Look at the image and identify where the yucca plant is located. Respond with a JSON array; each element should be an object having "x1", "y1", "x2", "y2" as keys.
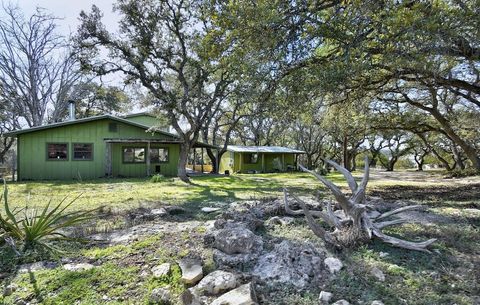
[{"x1": 0, "y1": 180, "x2": 94, "y2": 254}]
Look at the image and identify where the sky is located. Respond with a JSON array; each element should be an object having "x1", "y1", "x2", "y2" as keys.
[{"x1": 13, "y1": 0, "x2": 119, "y2": 36}]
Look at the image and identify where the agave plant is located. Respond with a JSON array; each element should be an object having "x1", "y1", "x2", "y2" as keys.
[{"x1": 0, "y1": 180, "x2": 94, "y2": 253}]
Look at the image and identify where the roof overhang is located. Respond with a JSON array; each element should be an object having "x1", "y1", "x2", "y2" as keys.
[
  {"x1": 3, "y1": 114, "x2": 178, "y2": 139},
  {"x1": 227, "y1": 145, "x2": 305, "y2": 154},
  {"x1": 104, "y1": 138, "x2": 219, "y2": 149}
]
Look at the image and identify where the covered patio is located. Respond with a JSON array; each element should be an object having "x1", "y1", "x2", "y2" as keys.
[{"x1": 103, "y1": 138, "x2": 219, "y2": 177}]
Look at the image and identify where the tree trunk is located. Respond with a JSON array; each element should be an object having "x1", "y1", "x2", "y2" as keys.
[
  {"x1": 386, "y1": 157, "x2": 397, "y2": 171},
  {"x1": 451, "y1": 145, "x2": 465, "y2": 170},
  {"x1": 178, "y1": 143, "x2": 191, "y2": 183},
  {"x1": 206, "y1": 148, "x2": 218, "y2": 173},
  {"x1": 429, "y1": 109, "x2": 480, "y2": 170},
  {"x1": 306, "y1": 154, "x2": 313, "y2": 170}
]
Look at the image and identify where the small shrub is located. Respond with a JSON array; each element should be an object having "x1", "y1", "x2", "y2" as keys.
[
  {"x1": 150, "y1": 174, "x2": 172, "y2": 183},
  {"x1": 445, "y1": 168, "x2": 480, "y2": 178},
  {"x1": 0, "y1": 180, "x2": 94, "y2": 254}
]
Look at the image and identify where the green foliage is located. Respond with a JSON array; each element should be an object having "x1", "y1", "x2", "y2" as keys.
[
  {"x1": 445, "y1": 168, "x2": 480, "y2": 178},
  {"x1": 150, "y1": 174, "x2": 173, "y2": 183},
  {"x1": 0, "y1": 180, "x2": 94, "y2": 253}
]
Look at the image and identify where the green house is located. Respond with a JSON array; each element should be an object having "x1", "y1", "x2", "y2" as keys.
[
  {"x1": 219, "y1": 145, "x2": 305, "y2": 174},
  {"x1": 5, "y1": 113, "x2": 215, "y2": 180}
]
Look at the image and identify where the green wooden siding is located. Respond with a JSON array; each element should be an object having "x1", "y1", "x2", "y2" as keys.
[
  {"x1": 220, "y1": 152, "x2": 296, "y2": 173},
  {"x1": 17, "y1": 118, "x2": 180, "y2": 180},
  {"x1": 112, "y1": 143, "x2": 179, "y2": 177},
  {"x1": 123, "y1": 115, "x2": 160, "y2": 127}
]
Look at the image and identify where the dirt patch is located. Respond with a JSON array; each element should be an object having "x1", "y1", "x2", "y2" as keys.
[{"x1": 369, "y1": 183, "x2": 480, "y2": 207}]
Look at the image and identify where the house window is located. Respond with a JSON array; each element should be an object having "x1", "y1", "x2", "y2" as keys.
[
  {"x1": 123, "y1": 147, "x2": 145, "y2": 163},
  {"x1": 73, "y1": 143, "x2": 93, "y2": 160},
  {"x1": 47, "y1": 143, "x2": 68, "y2": 160},
  {"x1": 244, "y1": 153, "x2": 258, "y2": 164},
  {"x1": 109, "y1": 122, "x2": 118, "y2": 132},
  {"x1": 150, "y1": 148, "x2": 169, "y2": 163}
]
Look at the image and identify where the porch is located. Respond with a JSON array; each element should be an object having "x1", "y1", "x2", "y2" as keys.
[{"x1": 103, "y1": 139, "x2": 218, "y2": 177}]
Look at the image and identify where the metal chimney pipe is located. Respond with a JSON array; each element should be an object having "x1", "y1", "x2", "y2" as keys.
[{"x1": 68, "y1": 100, "x2": 76, "y2": 121}]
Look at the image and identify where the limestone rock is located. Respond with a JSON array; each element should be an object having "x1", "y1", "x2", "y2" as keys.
[
  {"x1": 324, "y1": 257, "x2": 343, "y2": 274},
  {"x1": 213, "y1": 250, "x2": 260, "y2": 269},
  {"x1": 165, "y1": 206, "x2": 187, "y2": 215},
  {"x1": 17, "y1": 261, "x2": 57, "y2": 273},
  {"x1": 152, "y1": 263, "x2": 171, "y2": 278},
  {"x1": 265, "y1": 216, "x2": 294, "y2": 226},
  {"x1": 211, "y1": 282, "x2": 257, "y2": 305},
  {"x1": 201, "y1": 207, "x2": 221, "y2": 213},
  {"x1": 63, "y1": 263, "x2": 95, "y2": 272},
  {"x1": 252, "y1": 240, "x2": 323, "y2": 288},
  {"x1": 180, "y1": 289, "x2": 203, "y2": 305},
  {"x1": 3, "y1": 284, "x2": 17, "y2": 297},
  {"x1": 371, "y1": 301, "x2": 384, "y2": 305},
  {"x1": 178, "y1": 259, "x2": 203, "y2": 285},
  {"x1": 150, "y1": 286, "x2": 171, "y2": 304},
  {"x1": 332, "y1": 300, "x2": 350, "y2": 305},
  {"x1": 151, "y1": 208, "x2": 168, "y2": 217},
  {"x1": 318, "y1": 291, "x2": 333, "y2": 304},
  {"x1": 370, "y1": 267, "x2": 385, "y2": 282},
  {"x1": 213, "y1": 227, "x2": 263, "y2": 255},
  {"x1": 193, "y1": 270, "x2": 238, "y2": 295}
]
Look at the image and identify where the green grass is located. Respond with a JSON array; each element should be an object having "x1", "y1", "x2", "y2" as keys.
[
  {"x1": 5, "y1": 173, "x2": 326, "y2": 212},
  {"x1": 1, "y1": 170, "x2": 478, "y2": 304}
]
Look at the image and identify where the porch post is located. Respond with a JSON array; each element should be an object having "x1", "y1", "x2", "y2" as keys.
[
  {"x1": 146, "y1": 141, "x2": 151, "y2": 176},
  {"x1": 238, "y1": 152, "x2": 242, "y2": 173},
  {"x1": 282, "y1": 153, "x2": 285, "y2": 172},
  {"x1": 261, "y1": 153, "x2": 265, "y2": 173},
  {"x1": 105, "y1": 142, "x2": 112, "y2": 177},
  {"x1": 201, "y1": 147, "x2": 204, "y2": 173},
  {"x1": 193, "y1": 148, "x2": 196, "y2": 172}
]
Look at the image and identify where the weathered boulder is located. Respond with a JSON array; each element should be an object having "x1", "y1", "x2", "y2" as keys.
[
  {"x1": 213, "y1": 250, "x2": 260, "y2": 269},
  {"x1": 178, "y1": 259, "x2": 203, "y2": 285},
  {"x1": 251, "y1": 240, "x2": 324, "y2": 289},
  {"x1": 201, "y1": 207, "x2": 221, "y2": 213},
  {"x1": 324, "y1": 257, "x2": 343, "y2": 274},
  {"x1": 150, "y1": 286, "x2": 171, "y2": 304},
  {"x1": 371, "y1": 301, "x2": 385, "y2": 305},
  {"x1": 152, "y1": 263, "x2": 171, "y2": 278},
  {"x1": 180, "y1": 289, "x2": 204, "y2": 305},
  {"x1": 318, "y1": 291, "x2": 333, "y2": 304},
  {"x1": 213, "y1": 227, "x2": 263, "y2": 255},
  {"x1": 3, "y1": 284, "x2": 17, "y2": 297},
  {"x1": 370, "y1": 267, "x2": 385, "y2": 282},
  {"x1": 193, "y1": 270, "x2": 239, "y2": 296},
  {"x1": 265, "y1": 216, "x2": 294, "y2": 227},
  {"x1": 211, "y1": 282, "x2": 257, "y2": 305},
  {"x1": 63, "y1": 263, "x2": 95, "y2": 272},
  {"x1": 332, "y1": 300, "x2": 350, "y2": 305}
]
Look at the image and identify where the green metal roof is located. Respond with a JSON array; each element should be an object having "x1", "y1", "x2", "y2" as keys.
[
  {"x1": 3, "y1": 114, "x2": 219, "y2": 149},
  {"x1": 3, "y1": 114, "x2": 180, "y2": 138}
]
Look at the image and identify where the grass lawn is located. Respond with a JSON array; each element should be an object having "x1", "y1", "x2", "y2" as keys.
[{"x1": 1, "y1": 170, "x2": 479, "y2": 305}]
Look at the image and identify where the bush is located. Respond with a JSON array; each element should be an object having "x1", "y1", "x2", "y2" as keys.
[
  {"x1": 445, "y1": 168, "x2": 480, "y2": 178},
  {"x1": 150, "y1": 174, "x2": 173, "y2": 183},
  {"x1": 0, "y1": 180, "x2": 94, "y2": 254}
]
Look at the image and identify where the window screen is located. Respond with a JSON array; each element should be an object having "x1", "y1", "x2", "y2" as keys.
[
  {"x1": 109, "y1": 122, "x2": 118, "y2": 132},
  {"x1": 150, "y1": 148, "x2": 169, "y2": 163},
  {"x1": 47, "y1": 143, "x2": 68, "y2": 160},
  {"x1": 245, "y1": 153, "x2": 258, "y2": 164},
  {"x1": 73, "y1": 143, "x2": 93, "y2": 160},
  {"x1": 123, "y1": 147, "x2": 145, "y2": 163}
]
